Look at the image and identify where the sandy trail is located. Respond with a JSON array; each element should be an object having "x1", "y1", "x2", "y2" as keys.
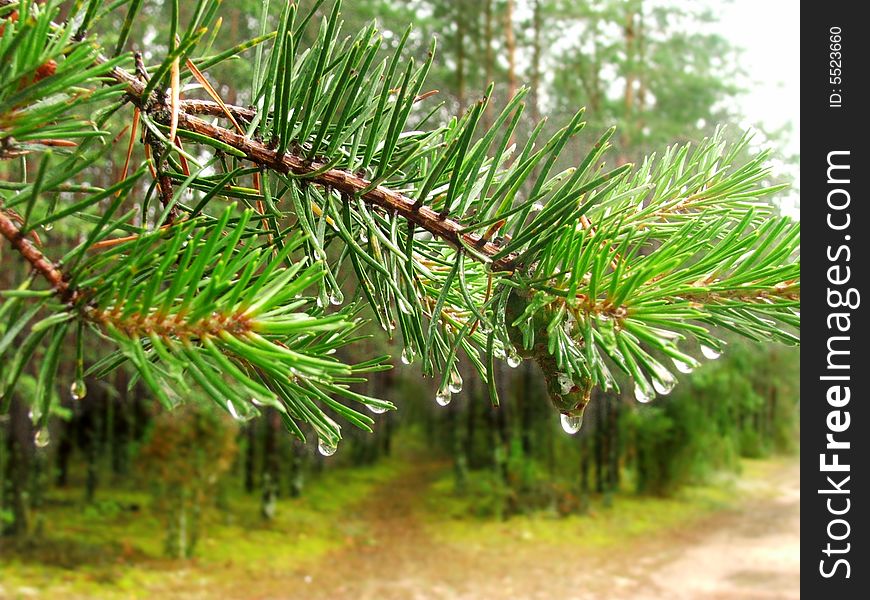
[{"x1": 257, "y1": 458, "x2": 799, "y2": 600}]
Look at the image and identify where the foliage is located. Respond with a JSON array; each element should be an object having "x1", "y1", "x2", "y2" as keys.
[
  {"x1": 1, "y1": 0, "x2": 799, "y2": 456},
  {"x1": 138, "y1": 402, "x2": 237, "y2": 557}
]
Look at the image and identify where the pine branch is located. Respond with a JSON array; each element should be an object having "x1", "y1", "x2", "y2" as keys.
[
  {"x1": 0, "y1": 209, "x2": 71, "y2": 300},
  {"x1": 0, "y1": 1, "x2": 800, "y2": 446},
  {"x1": 95, "y1": 60, "x2": 518, "y2": 270}
]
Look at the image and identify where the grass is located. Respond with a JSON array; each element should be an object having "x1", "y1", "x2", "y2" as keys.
[
  {"x1": 0, "y1": 448, "x2": 796, "y2": 599},
  {"x1": 420, "y1": 456, "x2": 789, "y2": 553},
  {"x1": 0, "y1": 457, "x2": 405, "y2": 599}
]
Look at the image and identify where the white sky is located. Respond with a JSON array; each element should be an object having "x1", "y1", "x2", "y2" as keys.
[{"x1": 711, "y1": 0, "x2": 800, "y2": 218}]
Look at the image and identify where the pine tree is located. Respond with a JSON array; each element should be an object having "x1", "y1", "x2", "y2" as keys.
[{"x1": 0, "y1": 0, "x2": 799, "y2": 455}]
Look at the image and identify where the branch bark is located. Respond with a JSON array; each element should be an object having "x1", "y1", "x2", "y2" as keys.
[
  {"x1": 0, "y1": 209, "x2": 71, "y2": 300},
  {"x1": 103, "y1": 57, "x2": 517, "y2": 271}
]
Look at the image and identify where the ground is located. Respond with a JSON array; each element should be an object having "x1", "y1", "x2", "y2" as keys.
[{"x1": 0, "y1": 456, "x2": 799, "y2": 599}]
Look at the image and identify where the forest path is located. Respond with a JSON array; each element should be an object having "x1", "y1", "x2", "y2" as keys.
[{"x1": 261, "y1": 456, "x2": 799, "y2": 600}]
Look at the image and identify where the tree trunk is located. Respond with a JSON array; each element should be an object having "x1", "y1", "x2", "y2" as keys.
[
  {"x1": 504, "y1": 0, "x2": 518, "y2": 102},
  {"x1": 261, "y1": 408, "x2": 280, "y2": 520},
  {"x1": 244, "y1": 420, "x2": 256, "y2": 493},
  {"x1": 2, "y1": 395, "x2": 33, "y2": 537}
]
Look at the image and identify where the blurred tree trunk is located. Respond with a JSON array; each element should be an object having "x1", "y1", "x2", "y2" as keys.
[
  {"x1": 504, "y1": 0, "x2": 517, "y2": 101},
  {"x1": 2, "y1": 395, "x2": 32, "y2": 537},
  {"x1": 244, "y1": 421, "x2": 256, "y2": 493},
  {"x1": 455, "y1": 0, "x2": 466, "y2": 111},
  {"x1": 530, "y1": 0, "x2": 542, "y2": 124},
  {"x1": 481, "y1": 0, "x2": 494, "y2": 128},
  {"x1": 287, "y1": 437, "x2": 305, "y2": 498},
  {"x1": 261, "y1": 408, "x2": 280, "y2": 520}
]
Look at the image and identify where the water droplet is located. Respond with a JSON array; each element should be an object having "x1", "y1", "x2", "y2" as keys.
[
  {"x1": 34, "y1": 428, "x2": 50, "y2": 448},
  {"x1": 329, "y1": 290, "x2": 344, "y2": 306},
  {"x1": 316, "y1": 296, "x2": 325, "y2": 308},
  {"x1": 368, "y1": 404, "x2": 387, "y2": 415},
  {"x1": 70, "y1": 380, "x2": 87, "y2": 401},
  {"x1": 227, "y1": 400, "x2": 242, "y2": 421},
  {"x1": 448, "y1": 371, "x2": 463, "y2": 394},
  {"x1": 634, "y1": 380, "x2": 655, "y2": 403},
  {"x1": 700, "y1": 345, "x2": 722, "y2": 360},
  {"x1": 360, "y1": 232, "x2": 368, "y2": 243},
  {"x1": 42, "y1": 222, "x2": 53, "y2": 232},
  {"x1": 672, "y1": 358, "x2": 696, "y2": 374},
  {"x1": 531, "y1": 201, "x2": 544, "y2": 212},
  {"x1": 318, "y1": 439, "x2": 338, "y2": 456},
  {"x1": 435, "y1": 388, "x2": 452, "y2": 407},
  {"x1": 650, "y1": 365, "x2": 677, "y2": 395},
  {"x1": 400, "y1": 347, "x2": 415, "y2": 365},
  {"x1": 560, "y1": 412, "x2": 584, "y2": 434},
  {"x1": 507, "y1": 352, "x2": 522, "y2": 368}
]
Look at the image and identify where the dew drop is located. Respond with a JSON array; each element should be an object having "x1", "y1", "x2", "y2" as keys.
[
  {"x1": 70, "y1": 380, "x2": 87, "y2": 401},
  {"x1": 227, "y1": 400, "x2": 242, "y2": 421},
  {"x1": 316, "y1": 296, "x2": 325, "y2": 309},
  {"x1": 531, "y1": 201, "x2": 544, "y2": 212},
  {"x1": 329, "y1": 290, "x2": 344, "y2": 306},
  {"x1": 634, "y1": 380, "x2": 655, "y2": 403},
  {"x1": 368, "y1": 404, "x2": 388, "y2": 415},
  {"x1": 651, "y1": 369, "x2": 677, "y2": 395},
  {"x1": 435, "y1": 388, "x2": 452, "y2": 407},
  {"x1": 448, "y1": 372, "x2": 463, "y2": 394},
  {"x1": 700, "y1": 345, "x2": 722, "y2": 360},
  {"x1": 317, "y1": 438, "x2": 338, "y2": 457},
  {"x1": 34, "y1": 428, "x2": 50, "y2": 448},
  {"x1": 400, "y1": 347, "x2": 415, "y2": 365},
  {"x1": 42, "y1": 222, "x2": 54, "y2": 232},
  {"x1": 672, "y1": 358, "x2": 696, "y2": 374},
  {"x1": 507, "y1": 352, "x2": 522, "y2": 368},
  {"x1": 360, "y1": 232, "x2": 368, "y2": 243},
  {"x1": 560, "y1": 413, "x2": 584, "y2": 435}
]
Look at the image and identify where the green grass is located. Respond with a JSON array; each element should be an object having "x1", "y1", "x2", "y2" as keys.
[
  {"x1": 419, "y1": 458, "x2": 784, "y2": 552},
  {"x1": 0, "y1": 458, "x2": 405, "y2": 598},
  {"x1": 0, "y1": 450, "x2": 795, "y2": 599}
]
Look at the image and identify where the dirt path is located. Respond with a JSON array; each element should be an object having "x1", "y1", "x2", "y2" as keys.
[{"x1": 241, "y1": 458, "x2": 799, "y2": 600}]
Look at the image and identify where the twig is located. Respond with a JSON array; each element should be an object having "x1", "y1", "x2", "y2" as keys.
[{"x1": 0, "y1": 209, "x2": 73, "y2": 301}]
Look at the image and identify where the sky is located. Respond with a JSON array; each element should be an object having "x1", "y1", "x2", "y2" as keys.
[{"x1": 711, "y1": 0, "x2": 800, "y2": 218}]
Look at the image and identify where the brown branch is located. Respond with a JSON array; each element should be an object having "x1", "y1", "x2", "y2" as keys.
[
  {"x1": 172, "y1": 110, "x2": 515, "y2": 271},
  {"x1": 93, "y1": 55, "x2": 519, "y2": 271},
  {"x1": 0, "y1": 208, "x2": 73, "y2": 300}
]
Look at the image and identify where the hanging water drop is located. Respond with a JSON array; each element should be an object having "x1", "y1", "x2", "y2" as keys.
[
  {"x1": 329, "y1": 290, "x2": 344, "y2": 306},
  {"x1": 560, "y1": 413, "x2": 584, "y2": 435},
  {"x1": 70, "y1": 379, "x2": 87, "y2": 401},
  {"x1": 634, "y1": 381, "x2": 655, "y2": 403},
  {"x1": 435, "y1": 388, "x2": 452, "y2": 407},
  {"x1": 700, "y1": 345, "x2": 722, "y2": 360},
  {"x1": 318, "y1": 438, "x2": 338, "y2": 457},
  {"x1": 400, "y1": 347, "x2": 415, "y2": 365},
  {"x1": 651, "y1": 371, "x2": 676, "y2": 395},
  {"x1": 34, "y1": 428, "x2": 50, "y2": 448},
  {"x1": 448, "y1": 371, "x2": 463, "y2": 394},
  {"x1": 368, "y1": 404, "x2": 388, "y2": 415},
  {"x1": 531, "y1": 201, "x2": 544, "y2": 212},
  {"x1": 672, "y1": 358, "x2": 695, "y2": 374},
  {"x1": 316, "y1": 296, "x2": 325, "y2": 309},
  {"x1": 227, "y1": 400, "x2": 242, "y2": 421},
  {"x1": 360, "y1": 231, "x2": 368, "y2": 243},
  {"x1": 507, "y1": 352, "x2": 522, "y2": 368}
]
